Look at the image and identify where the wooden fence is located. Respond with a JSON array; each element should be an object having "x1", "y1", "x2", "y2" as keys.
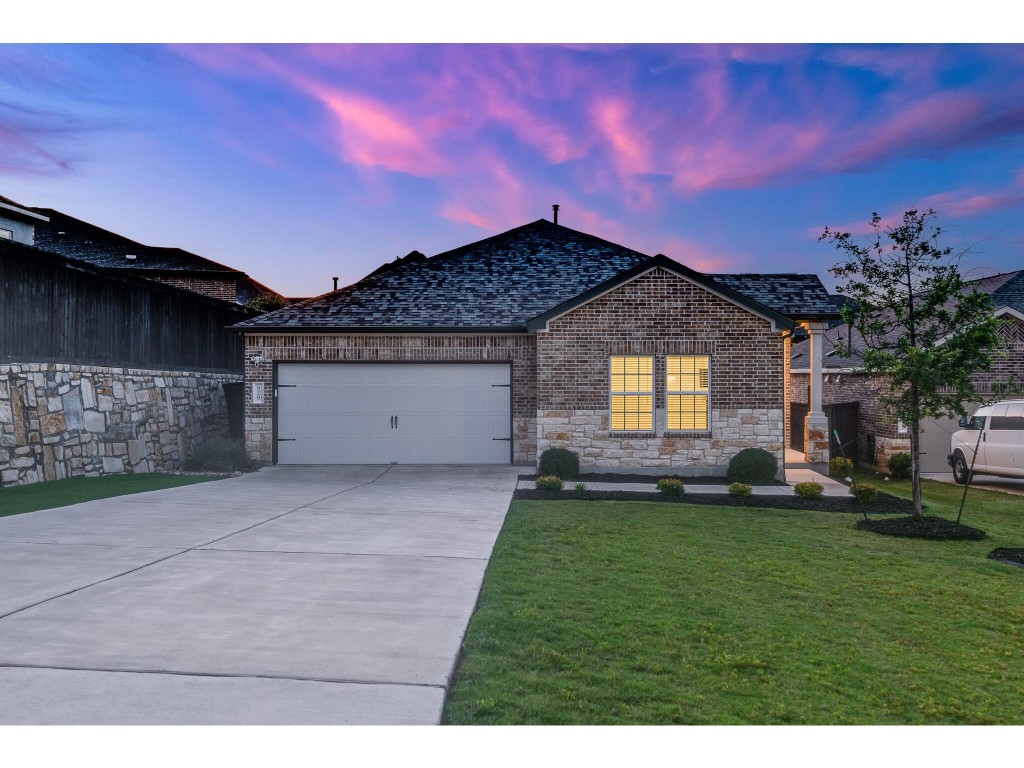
[{"x1": 1, "y1": 240, "x2": 255, "y2": 372}]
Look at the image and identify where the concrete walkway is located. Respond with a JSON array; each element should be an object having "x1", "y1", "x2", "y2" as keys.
[
  {"x1": 0, "y1": 465, "x2": 519, "y2": 725},
  {"x1": 519, "y1": 464, "x2": 850, "y2": 496}
]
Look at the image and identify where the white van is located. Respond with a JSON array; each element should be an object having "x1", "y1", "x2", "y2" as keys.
[{"x1": 948, "y1": 400, "x2": 1024, "y2": 484}]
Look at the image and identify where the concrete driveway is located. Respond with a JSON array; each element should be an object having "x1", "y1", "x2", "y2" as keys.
[{"x1": 0, "y1": 465, "x2": 519, "y2": 724}]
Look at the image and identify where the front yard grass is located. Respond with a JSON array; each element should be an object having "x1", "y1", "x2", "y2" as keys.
[
  {"x1": 0, "y1": 473, "x2": 226, "y2": 517},
  {"x1": 443, "y1": 479, "x2": 1024, "y2": 724}
]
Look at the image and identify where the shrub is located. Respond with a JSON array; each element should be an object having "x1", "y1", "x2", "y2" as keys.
[
  {"x1": 888, "y1": 452, "x2": 912, "y2": 479},
  {"x1": 183, "y1": 435, "x2": 258, "y2": 473},
  {"x1": 656, "y1": 478, "x2": 684, "y2": 496},
  {"x1": 538, "y1": 448, "x2": 580, "y2": 480},
  {"x1": 535, "y1": 475, "x2": 565, "y2": 491},
  {"x1": 574, "y1": 482, "x2": 589, "y2": 497},
  {"x1": 728, "y1": 482, "x2": 753, "y2": 497},
  {"x1": 793, "y1": 481, "x2": 824, "y2": 499},
  {"x1": 849, "y1": 482, "x2": 879, "y2": 504},
  {"x1": 727, "y1": 448, "x2": 778, "y2": 485},
  {"x1": 829, "y1": 457, "x2": 854, "y2": 477}
]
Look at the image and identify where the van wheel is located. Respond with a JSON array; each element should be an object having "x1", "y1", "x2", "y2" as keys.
[{"x1": 952, "y1": 454, "x2": 971, "y2": 485}]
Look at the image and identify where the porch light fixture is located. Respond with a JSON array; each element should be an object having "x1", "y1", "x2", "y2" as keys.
[{"x1": 250, "y1": 352, "x2": 266, "y2": 366}]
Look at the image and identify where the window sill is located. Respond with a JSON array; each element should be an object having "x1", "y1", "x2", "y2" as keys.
[
  {"x1": 610, "y1": 432, "x2": 656, "y2": 439},
  {"x1": 664, "y1": 431, "x2": 712, "y2": 438}
]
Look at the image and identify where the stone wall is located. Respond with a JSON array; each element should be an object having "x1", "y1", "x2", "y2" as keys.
[
  {"x1": 535, "y1": 267, "x2": 787, "y2": 471},
  {"x1": 537, "y1": 408, "x2": 785, "y2": 475},
  {"x1": 242, "y1": 333, "x2": 537, "y2": 464},
  {"x1": 0, "y1": 363, "x2": 239, "y2": 486}
]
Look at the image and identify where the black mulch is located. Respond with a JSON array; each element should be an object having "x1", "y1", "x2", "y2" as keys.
[
  {"x1": 855, "y1": 515, "x2": 987, "y2": 540},
  {"x1": 513, "y1": 488, "x2": 914, "y2": 515},
  {"x1": 988, "y1": 548, "x2": 1024, "y2": 567},
  {"x1": 518, "y1": 473, "x2": 789, "y2": 487}
]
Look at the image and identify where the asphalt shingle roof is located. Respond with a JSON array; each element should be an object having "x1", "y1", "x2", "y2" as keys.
[
  {"x1": 990, "y1": 270, "x2": 1024, "y2": 313},
  {"x1": 238, "y1": 219, "x2": 839, "y2": 331},
  {"x1": 32, "y1": 208, "x2": 241, "y2": 274}
]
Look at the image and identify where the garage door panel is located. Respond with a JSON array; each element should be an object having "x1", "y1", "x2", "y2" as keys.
[{"x1": 275, "y1": 363, "x2": 511, "y2": 465}]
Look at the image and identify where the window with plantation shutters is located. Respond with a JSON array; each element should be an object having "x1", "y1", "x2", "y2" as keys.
[
  {"x1": 609, "y1": 356, "x2": 654, "y2": 431},
  {"x1": 666, "y1": 355, "x2": 710, "y2": 431}
]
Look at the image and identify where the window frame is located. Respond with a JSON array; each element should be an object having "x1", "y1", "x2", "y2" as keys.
[
  {"x1": 609, "y1": 355, "x2": 655, "y2": 433},
  {"x1": 665, "y1": 354, "x2": 711, "y2": 433}
]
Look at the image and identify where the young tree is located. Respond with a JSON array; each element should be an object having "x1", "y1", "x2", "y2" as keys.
[{"x1": 820, "y1": 209, "x2": 1002, "y2": 518}]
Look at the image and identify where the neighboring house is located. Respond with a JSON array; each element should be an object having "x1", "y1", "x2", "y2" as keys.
[
  {"x1": 235, "y1": 218, "x2": 838, "y2": 472},
  {"x1": 20, "y1": 203, "x2": 283, "y2": 308},
  {"x1": 790, "y1": 270, "x2": 1024, "y2": 472},
  {"x1": 0, "y1": 194, "x2": 50, "y2": 246}
]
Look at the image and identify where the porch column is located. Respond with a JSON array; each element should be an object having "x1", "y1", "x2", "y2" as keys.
[{"x1": 802, "y1": 322, "x2": 830, "y2": 464}]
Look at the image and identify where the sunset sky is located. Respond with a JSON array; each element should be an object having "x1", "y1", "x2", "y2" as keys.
[{"x1": 3, "y1": 37, "x2": 1024, "y2": 298}]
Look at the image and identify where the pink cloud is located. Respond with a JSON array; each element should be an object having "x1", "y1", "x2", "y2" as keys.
[{"x1": 656, "y1": 237, "x2": 743, "y2": 273}]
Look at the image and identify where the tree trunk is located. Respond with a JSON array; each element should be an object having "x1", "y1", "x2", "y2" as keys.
[{"x1": 910, "y1": 384, "x2": 923, "y2": 519}]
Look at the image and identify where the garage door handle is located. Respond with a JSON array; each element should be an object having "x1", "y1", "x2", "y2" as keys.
[{"x1": 492, "y1": 437, "x2": 511, "y2": 441}]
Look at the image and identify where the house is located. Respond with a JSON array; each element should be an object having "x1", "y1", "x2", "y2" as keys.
[
  {"x1": 0, "y1": 195, "x2": 50, "y2": 246},
  {"x1": 234, "y1": 217, "x2": 839, "y2": 472},
  {"x1": 20, "y1": 203, "x2": 283, "y2": 308},
  {"x1": 789, "y1": 270, "x2": 1024, "y2": 472}
]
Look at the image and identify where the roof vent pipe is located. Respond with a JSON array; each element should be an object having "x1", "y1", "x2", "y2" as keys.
[
  {"x1": 552, "y1": 204, "x2": 559, "y2": 225},
  {"x1": 332, "y1": 276, "x2": 339, "y2": 291}
]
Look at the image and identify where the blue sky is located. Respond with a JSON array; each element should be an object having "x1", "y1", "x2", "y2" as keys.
[{"x1": 3, "y1": 38, "x2": 1024, "y2": 297}]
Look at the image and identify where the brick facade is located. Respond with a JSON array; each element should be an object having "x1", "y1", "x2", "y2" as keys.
[
  {"x1": 146, "y1": 275, "x2": 238, "y2": 303},
  {"x1": 535, "y1": 268, "x2": 786, "y2": 473},
  {"x1": 242, "y1": 333, "x2": 537, "y2": 464}
]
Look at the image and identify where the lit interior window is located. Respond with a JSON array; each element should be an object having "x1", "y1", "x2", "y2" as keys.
[
  {"x1": 667, "y1": 355, "x2": 710, "y2": 430},
  {"x1": 610, "y1": 356, "x2": 653, "y2": 431}
]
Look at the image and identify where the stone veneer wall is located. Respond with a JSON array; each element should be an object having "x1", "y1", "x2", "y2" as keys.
[
  {"x1": 242, "y1": 333, "x2": 537, "y2": 465},
  {"x1": 0, "y1": 363, "x2": 238, "y2": 486},
  {"x1": 535, "y1": 267, "x2": 787, "y2": 473}
]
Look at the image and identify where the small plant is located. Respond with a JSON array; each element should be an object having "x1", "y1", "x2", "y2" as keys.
[
  {"x1": 793, "y1": 481, "x2": 824, "y2": 499},
  {"x1": 728, "y1": 482, "x2": 753, "y2": 497},
  {"x1": 829, "y1": 457, "x2": 854, "y2": 477},
  {"x1": 574, "y1": 482, "x2": 589, "y2": 497},
  {"x1": 849, "y1": 482, "x2": 879, "y2": 504},
  {"x1": 888, "y1": 452, "x2": 912, "y2": 480},
  {"x1": 538, "y1": 448, "x2": 580, "y2": 480},
  {"x1": 183, "y1": 435, "x2": 259, "y2": 473},
  {"x1": 535, "y1": 475, "x2": 565, "y2": 491},
  {"x1": 656, "y1": 478, "x2": 684, "y2": 496},
  {"x1": 727, "y1": 448, "x2": 778, "y2": 485}
]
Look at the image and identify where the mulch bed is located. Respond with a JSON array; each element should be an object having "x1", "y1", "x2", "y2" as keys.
[
  {"x1": 518, "y1": 473, "x2": 789, "y2": 487},
  {"x1": 513, "y1": 488, "x2": 914, "y2": 515},
  {"x1": 988, "y1": 548, "x2": 1024, "y2": 567},
  {"x1": 855, "y1": 515, "x2": 987, "y2": 540}
]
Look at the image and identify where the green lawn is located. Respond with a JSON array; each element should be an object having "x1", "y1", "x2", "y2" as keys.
[
  {"x1": 444, "y1": 477, "x2": 1024, "y2": 724},
  {"x1": 0, "y1": 473, "x2": 226, "y2": 517}
]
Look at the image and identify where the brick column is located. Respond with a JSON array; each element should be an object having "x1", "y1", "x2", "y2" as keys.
[{"x1": 802, "y1": 322, "x2": 830, "y2": 464}]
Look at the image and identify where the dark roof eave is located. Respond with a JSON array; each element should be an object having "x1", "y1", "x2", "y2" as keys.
[
  {"x1": 526, "y1": 255, "x2": 796, "y2": 332},
  {"x1": 231, "y1": 324, "x2": 531, "y2": 334}
]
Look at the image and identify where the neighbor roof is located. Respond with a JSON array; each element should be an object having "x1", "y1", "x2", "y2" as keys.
[
  {"x1": 0, "y1": 194, "x2": 48, "y2": 223},
  {"x1": 237, "y1": 219, "x2": 838, "y2": 332},
  {"x1": 990, "y1": 270, "x2": 1024, "y2": 314},
  {"x1": 32, "y1": 208, "x2": 241, "y2": 274}
]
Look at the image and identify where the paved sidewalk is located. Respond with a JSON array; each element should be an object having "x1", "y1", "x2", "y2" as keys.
[
  {"x1": 518, "y1": 465, "x2": 851, "y2": 496},
  {"x1": 0, "y1": 465, "x2": 519, "y2": 725}
]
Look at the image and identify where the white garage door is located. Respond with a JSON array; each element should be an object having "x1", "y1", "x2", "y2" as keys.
[{"x1": 275, "y1": 363, "x2": 512, "y2": 464}]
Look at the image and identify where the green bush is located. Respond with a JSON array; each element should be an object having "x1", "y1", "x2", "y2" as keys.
[
  {"x1": 535, "y1": 475, "x2": 565, "y2": 491},
  {"x1": 728, "y1": 482, "x2": 753, "y2": 497},
  {"x1": 727, "y1": 448, "x2": 778, "y2": 485},
  {"x1": 538, "y1": 448, "x2": 580, "y2": 480},
  {"x1": 849, "y1": 482, "x2": 879, "y2": 504},
  {"x1": 793, "y1": 481, "x2": 824, "y2": 499},
  {"x1": 574, "y1": 482, "x2": 589, "y2": 497},
  {"x1": 888, "y1": 452, "x2": 912, "y2": 479},
  {"x1": 656, "y1": 478, "x2": 684, "y2": 496},
  {"x1": 183, "y1": 435, "x2": 258, "y2": 473},
  {"x1": 829, "y1": 457, "x2": 854, "y2": 477}
]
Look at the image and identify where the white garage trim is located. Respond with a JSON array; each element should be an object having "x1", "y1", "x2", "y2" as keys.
[{"x1": 274, "y1": 362, "x2": 512, "y2": 465}]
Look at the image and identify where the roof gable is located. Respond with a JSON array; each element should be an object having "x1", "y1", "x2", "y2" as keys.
[{"x1": 526, "y1": 256, "x2": 794, "y2": 332}]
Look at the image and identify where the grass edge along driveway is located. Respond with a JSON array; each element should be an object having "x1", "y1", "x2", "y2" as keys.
[
  {"x1": 444, "y1": 479, "x2": 1024, "y2": 725},
  {"x1": 0, "y1": 474, "x2": 227, "y2": 517}
]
